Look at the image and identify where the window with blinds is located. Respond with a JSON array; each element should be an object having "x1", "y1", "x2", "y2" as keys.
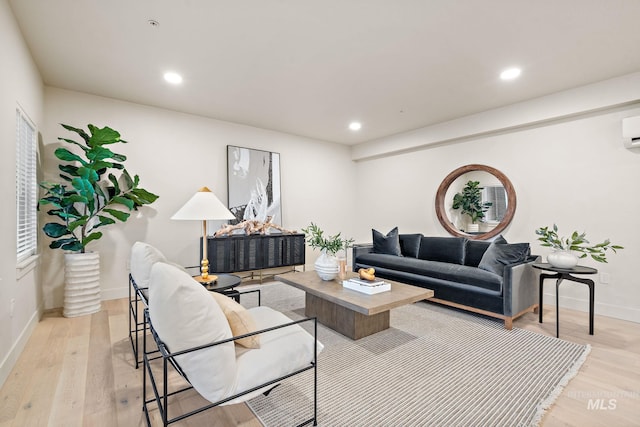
[
  {"x1": 482, "y1": 185, "x2": 507, "y2": 223},
  {"x1": 16, "y1": 107, "x2": 38, "y2": 263}
]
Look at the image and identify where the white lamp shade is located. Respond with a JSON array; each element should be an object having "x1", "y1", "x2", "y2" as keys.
[{"x1": 171, "y1": 187, "x2": 235, "y2": 221}]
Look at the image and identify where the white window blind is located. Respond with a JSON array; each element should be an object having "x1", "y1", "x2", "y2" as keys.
[
  {"x1": 16, "y1": 107, "x2": 38, "y2": 263},
  {"x1": 482, "y1": 186, "x2": 507, "y2": 222}
]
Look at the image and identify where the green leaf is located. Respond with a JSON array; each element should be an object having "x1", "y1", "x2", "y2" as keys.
[
  {"x1": 54, "y1": 147, "x2": 86, "y2": 164},
  {"x1": 87, "y1": 145, "x2": 117, "y2": 162},
  {"x1": 103, "y1": 208, "x2": 130, "y2": 222},
  {"x1": 130, "y1": 188, "x2": 159, "y2": 204},
  {"x1": 50, "y1": 237, "x2": 80, "y2": 250},
  {"x1": 96, "y1": 215, "x2": 116, "y2": 228},
  {"x1": 108, "y1": 173, "x2": 120, "y2": 194},
  {"x1": 82, "y1": 232, "x2": 103, "y2": 247},
  {"x1": 61, "y1": 240, "x2": 84, "y2": 252},
  {"x1": 112, "y1": 196, "x2": 134, "y2": 210},
  {"x1": 68, "y1": 218, "x2": 87, "y2": 232},
  {"x1": 77, "y1": 166, "x2": 99, "y2": 183},
  {"x1": 43, "y1": 222, "x2": 70, "y2": 238},
  {"x1": 61, "y1": 124, "x2": 91, "y2": 143},
  {"x1": 87, "y1": 125, "x2": 122, "y2": 147},
  {"x1": 59, "y1": 164, "x2": 80, "y2": 177}
]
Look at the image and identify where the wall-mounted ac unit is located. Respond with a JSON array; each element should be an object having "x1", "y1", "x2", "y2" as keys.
[{"x1": 622, "y1": 116, "x2": 640, "y2": 148}]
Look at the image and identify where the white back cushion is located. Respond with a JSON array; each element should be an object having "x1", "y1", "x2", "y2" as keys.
[
  {"x1": 148, "y1": 262, "x2": 237, "y2": 403},
  {"x1": 130, "y1": 242, "x2": 167, "y2": 288}
]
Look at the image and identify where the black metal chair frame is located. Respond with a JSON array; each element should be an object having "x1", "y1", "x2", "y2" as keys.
[
  {"x1": 142, "y1": 309, "x2": 318, "y2": 427},
  {"x1": 128, "y1": 273, "x2": 148, "y2": 369}
]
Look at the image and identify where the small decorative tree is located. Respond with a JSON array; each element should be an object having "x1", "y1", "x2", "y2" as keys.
[
  {"x1": 452, "y1": 180, "x2": 492, "y2": 226},
  {"x1": 39, "y1": 124, "x2": 159, "y2": 253}
]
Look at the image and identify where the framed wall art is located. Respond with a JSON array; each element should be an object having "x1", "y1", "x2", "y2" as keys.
[{"x1": 227, "y1": 145, "x2": 282, "y2": 226}]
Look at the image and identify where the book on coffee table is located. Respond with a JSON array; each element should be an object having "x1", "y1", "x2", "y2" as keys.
[
  {"x1": 343, "y1": 279, "x2": 391, "y2": 294},
  {"x1": 348, "y1": 277, "x2": 386, "y2": 287}
]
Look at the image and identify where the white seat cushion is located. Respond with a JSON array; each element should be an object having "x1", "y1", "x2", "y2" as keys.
[
  {"x1": 227, "y1": 306, "x2": 324, "y2": 404},
  {"x1": 149, "y1": 262, "x2": 237, "y2": 403},
  {"x1": 130, "y1": 242, "x2": 167, "y2": 288}
]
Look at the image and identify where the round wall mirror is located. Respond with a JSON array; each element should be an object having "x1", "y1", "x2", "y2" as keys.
[{"x1": 435, "y1": 164, "x2": 516, "y2": 240}]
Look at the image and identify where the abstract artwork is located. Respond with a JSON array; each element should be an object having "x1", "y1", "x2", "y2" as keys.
[{"x1": 227, "y1": 145, "x2": 282, "y2": 226}]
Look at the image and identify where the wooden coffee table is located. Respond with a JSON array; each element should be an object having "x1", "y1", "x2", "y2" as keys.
[{"x1": 275, "y1": 271, "x2": 434, "y2": 340}]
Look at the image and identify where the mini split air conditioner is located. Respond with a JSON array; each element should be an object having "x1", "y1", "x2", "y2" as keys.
[{"x1": 622, "y1": 116, "x2": 640, "y2": 148}]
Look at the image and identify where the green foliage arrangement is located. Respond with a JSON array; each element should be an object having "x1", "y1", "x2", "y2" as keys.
[
  {"x1": 535, "y1": 224, "x2": 623, "y2": 263},
  {"x1": 302, "y1": 222, "x2": 354, "y2": 256},
  {"x1": 452, "y1": 180, "x2": 492, "y2": 224},
  {"x1": 39, "y1": 124, "x2": 159, "y2": 253}
]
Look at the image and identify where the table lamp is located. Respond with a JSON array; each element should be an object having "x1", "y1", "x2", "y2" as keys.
[{"x1": 171, "y1": 187, "x2": 235, "y2": 283}]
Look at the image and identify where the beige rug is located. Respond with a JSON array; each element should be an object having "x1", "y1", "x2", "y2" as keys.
[{"x1": 245, "y1": 282, "x2": 590, "y2": 427}]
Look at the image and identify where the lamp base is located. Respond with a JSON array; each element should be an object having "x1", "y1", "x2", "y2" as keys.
[{"x1": 193, "y1": 275, "x2": 218, "y2": 285}]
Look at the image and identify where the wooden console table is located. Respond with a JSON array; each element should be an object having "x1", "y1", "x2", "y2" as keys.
[{"x1": 202, "y1": 233, "x2": 305, "y2": 280}]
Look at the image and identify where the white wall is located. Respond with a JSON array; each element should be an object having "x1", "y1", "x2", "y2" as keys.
[
  {"x1": 41, "y1": 88, "x2": 357, "y2": 308},
  {"x1": 353, "y1": 89, "x2": 640, "y2": 323},
  {"x1": 0, "y1": 0, "x2": 44, "y2": 387}
]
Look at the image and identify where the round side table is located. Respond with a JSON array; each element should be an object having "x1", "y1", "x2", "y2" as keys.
[
  {"x1": 201, "y1": 274, "x2": 242, "y2": 302},
  {"x1": 532, "y1": 263, "x2": 597, "y2": 338}
]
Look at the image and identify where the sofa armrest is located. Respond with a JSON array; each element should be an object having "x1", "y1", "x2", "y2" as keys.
[
  {"x1": 502, "y1": 255, "x2": 541, "y2": 317},
  {"x1": 352, "y1": 243, "x2": 373, "y2": 271}
]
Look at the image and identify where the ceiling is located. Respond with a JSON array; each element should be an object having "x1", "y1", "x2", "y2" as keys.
[{"x1": 9, "y1": 0, "x2": 640, "y2": 145}]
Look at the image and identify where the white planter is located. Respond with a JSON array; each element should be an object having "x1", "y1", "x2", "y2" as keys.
[
  {"x1": 314, "y1": 250, "x2": 339, "y2": 281},
  {"x1": 467, "y1": 223, "x2": 479, "y2": 233},
  {"x1": 547, "y1": 251, "x2": 579, "y2": 269},
  {"x1": 63, "y1": 252, "x2": 101, "y2": 317}
]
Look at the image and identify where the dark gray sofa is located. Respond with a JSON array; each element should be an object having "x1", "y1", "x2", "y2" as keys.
[{"x1": 353, "y1": 234, "x2": 539, "y2": 329}]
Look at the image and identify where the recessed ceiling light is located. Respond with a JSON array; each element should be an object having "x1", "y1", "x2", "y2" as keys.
[
  {"x1": 500, "y1": 67, "x2": 521, "y2": 80},
  {"x1": 349, "y1": 121, "x2": 362, "y2": 131},
  {"x1": 164, "y1": 72, "x2": 183, "y2": 85}
]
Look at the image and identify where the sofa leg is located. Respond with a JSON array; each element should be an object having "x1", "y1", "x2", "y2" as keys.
[{"x1": 504, "y1": 317, "x2": 513, "y2": 330}]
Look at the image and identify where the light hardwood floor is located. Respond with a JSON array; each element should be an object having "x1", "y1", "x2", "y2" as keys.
[{"x1": 0, "y1": 296, "x2": 638, "y2": 426}]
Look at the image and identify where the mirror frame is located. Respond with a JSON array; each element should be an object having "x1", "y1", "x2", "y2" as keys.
[{"x1": 435, "y1": 164, "x2": 516, "y2": 240}]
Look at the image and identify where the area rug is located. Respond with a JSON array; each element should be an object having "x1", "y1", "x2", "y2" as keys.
[{"x1": 245, "y1": 282, "x2": 590, "y2": 427}]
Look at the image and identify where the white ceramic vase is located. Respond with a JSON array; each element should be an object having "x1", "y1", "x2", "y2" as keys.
[
  {"x1": 63, "y1": 252, "x2": 101, "y2": 317},
  {"x1": 314, "y1": 250, "x2": 339, "y2": 281},
  {"x1": 547, "y1": 250, "x2": 578, "y2": 269},
  {"x1": 467, "y1": 223, "x2": 479, "y2": 233}
]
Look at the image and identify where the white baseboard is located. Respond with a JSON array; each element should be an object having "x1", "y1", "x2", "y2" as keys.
[
  {"x1": 543, "y1": 293, "x2": 640, "y2": 323},
  {"x1": 0, "y1": 304, "x2": 42, "y2": 388}
]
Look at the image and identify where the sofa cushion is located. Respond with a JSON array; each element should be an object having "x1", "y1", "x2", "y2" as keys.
[
  {"x1": 418, "y1": 236, "x2": 466, "y2": 265},
  {"x1": 399, "y1": 233, "x2": 423, "y2": 258},
  {"x1": 209, "y1": 292, "x2": 260, "y2": 349},
  {"x1": 464, "y1": 235, "x2": 507, "y2": 267},
  {"x1": 148, "y1": 262, "x2": 237, "y2": 404},
  {"x1": 373, "y1": 227, "x2": 402, "y2": 256},
  {"x1": 356, "y1": 252, "x2": 503, "y2": 293},
  {"x1": 478, "y1": 242, "x2": 530, "y2": 276}
]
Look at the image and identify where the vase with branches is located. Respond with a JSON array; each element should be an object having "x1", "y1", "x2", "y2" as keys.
[
  {"x1": 535, "y1": 224, "x2": 623, "y2": 268},
  {"x1": 302, "y1": 222, "x2": 354, "y2": 280}
]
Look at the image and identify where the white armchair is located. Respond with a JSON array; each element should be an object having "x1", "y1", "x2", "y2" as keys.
[{"x1": 143, "y1": 262, "x2": 323, "y2": 426}]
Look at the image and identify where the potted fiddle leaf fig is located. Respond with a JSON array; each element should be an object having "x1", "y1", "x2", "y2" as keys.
[
  {"x1": 451, "y1": 180, "x2": 492, "y2": 232},
  {"x1": 39, "y1": 123, "x2": 159, "y2": 317}
]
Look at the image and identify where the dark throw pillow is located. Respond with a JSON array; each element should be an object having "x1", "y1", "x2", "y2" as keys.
[
  {"x1": 372, "y1": 227, "x2": 402, "y2": 256},
  {"x1": 478, "y1": 242, "x2": 530, "y2": 276}
]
